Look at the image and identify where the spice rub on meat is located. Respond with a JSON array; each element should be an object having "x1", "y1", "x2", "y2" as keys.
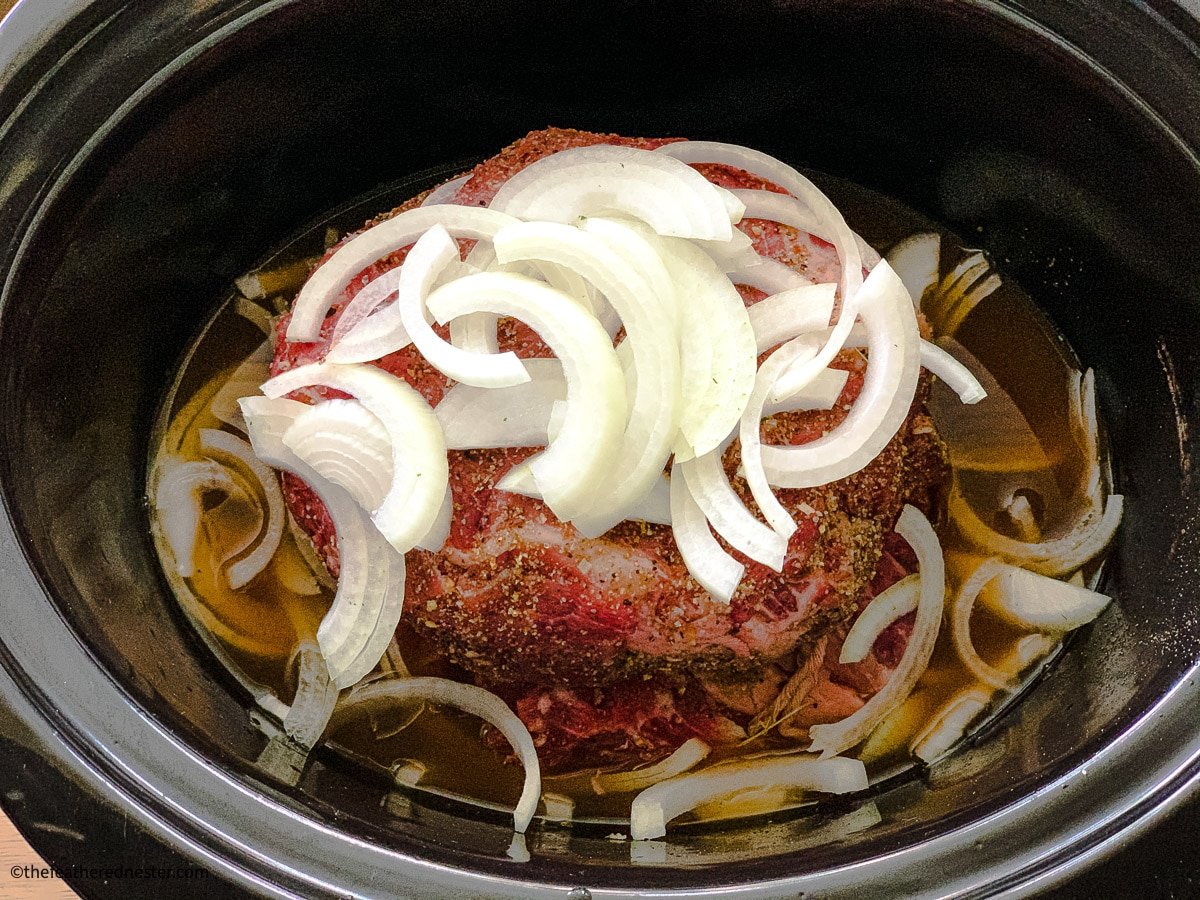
[{"x1": 273, "y1": 128, "x2": 947, "y2": 698}]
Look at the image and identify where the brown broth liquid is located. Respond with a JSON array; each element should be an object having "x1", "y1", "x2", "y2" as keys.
[{"x1": 149, "y1": 172, "x2": 1096, "y2": 826}]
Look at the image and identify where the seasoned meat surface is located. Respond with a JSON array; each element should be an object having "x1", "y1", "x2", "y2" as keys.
[{"x1": 273, "y1": 127, "x2": 947, "y2": 692}]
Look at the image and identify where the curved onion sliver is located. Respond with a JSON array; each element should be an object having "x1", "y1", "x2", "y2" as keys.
[
  {"x1": 950, "y1": 556, "x2": 1021, "y2": 691},
  {"x1": 885, "y1": 232, "x2": 941, "y2": 307},
  {"x1": 910, "y1": 633, "x2": 1057, "y2": 764},
  {"x1": 839, "y1": 574, "x2": 921, "y2": 665},
  {"x1": 283, "y1": 639, "x2": 340, "y2": 749},
  {"x1": 670, "y1": 461, "x2": 743, "y2": 603},
  {"x1": 427, "y1": 271, "x2": 626, "y2": 523},
  {"x1": 979, "y1": 563, "x2": 1112, "y2": 632},
  {"x1": 436, "y1": 359, "x2": 565, "y2": 449},
  {"x1": 629, "y1": 754, "x2": 867, "y2": 840},
  {"x1": 678, "y1": 439, "x2": 787, "y2": 571},
  {"x1": 289, "y1": 205, "x2": 519, "y2": 343},
  {"x1": 747, "y1": 284, "x2": 837, "y2": 354},
  {"x1": 283, "y1": 399, "x2": 392, "y2": 510},
  {"x1": 420, "y1": 173, "x2": 472, "y2": 207},
  {"x1": 153, "y1": 456, "x2": 249, "y2": 579},
  {"x1": 490, "y1": 144, "x2": 739, "y2": 241},
  {"x1": 260, "y1": 361, "x2": 448, "y2": 555},
  {"x1": 198, "y1": 428, "x2": 286, "y2": 591},
  {"x1": 731, "y1": 257, "x2": 815, "y2": 294},
  {"x1": 591, "y1": 738, "x2": 711, "y2": 796},
  {"x1": 336, "y1": 676, "x2": 541, "y2": 833},
  {"x1": 808, "y1": 505, "x2": 945, "y2": 758},
  {"x1": 654, "y1": 141, "x2": 864, "y2": 303},
  {"x1": 758, "y1": 261, "x2": 921, "y2": 491},
  {"x1": 493, "y1": 219, "x2": 680, "y2": 534},
  {"x1": 241, "y1": 396, "x2": 406, "y2": 689},
  {"x1": 949, "y1": 480, "x2": 1122, "y2": 577}
]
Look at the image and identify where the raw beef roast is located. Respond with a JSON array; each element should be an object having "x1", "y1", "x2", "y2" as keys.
[{"x1": 272, "y1": 128, "x2": 947, "y2": 766}]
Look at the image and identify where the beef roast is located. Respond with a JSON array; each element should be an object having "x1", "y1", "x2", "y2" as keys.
[{"x1": 271, "y1": 128, "x2": 947, "y2": 726}]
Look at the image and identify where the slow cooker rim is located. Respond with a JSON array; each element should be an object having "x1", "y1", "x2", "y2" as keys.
[{"x1": 2, "y1": 0, "x2": 1200, "y2": 897}]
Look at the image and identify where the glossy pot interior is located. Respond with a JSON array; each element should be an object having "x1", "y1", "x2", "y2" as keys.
[{"x1": 2, "y1": 1, "x2": 1200, "y2": 896}]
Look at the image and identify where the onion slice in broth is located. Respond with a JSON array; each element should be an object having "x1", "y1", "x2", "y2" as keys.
[
  {"x1": 197, "y1": 428, "x2": 286, "y2": 591},
  {"x1": 336, "y1": 677, "x2": 542, "y2": 834},
  {"x1": 808, "y1": 505, "x2": 945, "y2": 758},
  {"x1": 629, "y1": 754, "x2": 867, "y2": 840},
  {"x1": 240, "y1": 396, "x2": 406, "y2": 689}
]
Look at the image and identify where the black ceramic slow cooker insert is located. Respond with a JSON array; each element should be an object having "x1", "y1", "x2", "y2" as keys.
[{"x1": 2, "y1": 0, "x2": 1200, "y2": 896}]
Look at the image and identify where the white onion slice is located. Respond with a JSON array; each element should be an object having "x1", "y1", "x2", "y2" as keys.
[
  {"x1": 1069, "y1": 368, "x2": 1104, "y2": 508},
  {"x1": 747, "y1": 284, "x2": 837, "y2": 353},
  {"x1": 499, "y1": 463, "x2": 672, "y2": 527},
  {"x1": 979, "y1": 563, "x2": 1112, "y2": 632},
  {"x1": 655, "y1": 143, "x2": 868, "y2": 403},
  {"x1": 773, "y1": 331, "x2": 983, "y2": 407},
  {"x1": 738, "y1": 336, "x2": 815, "y2": 541},
  {"x1": 289, "y1": 205, "x2": 518, "y2": 342},
  {"x1": 328, "y1": 269, "x2": 403, "y2": 350},
  {"x1": 418, "y1": 485, "x2": 453, "y2": 553},
  {"x1": 839, "y1": 574, "x2": 921, "y2": 665},
  {"x1": 679, "y1": 440, "x2": 787, "y2": 571},
  {"x1": 199, "y1": 428, "x2": 286, "y2": 591},
  {"x1": 885, "y1": 232, "x2": 941, "y2": 307},
  {"x1": 730, "y1": 189, "x2": 879, "y2": 268},
  {"x1": 420, "y1": 173, "x2": 472, "y2": 207},
  {"x1": 950, "y1": 557, "x2": 1022, "y2": 690},
  {"x1": 283, "y1": 639, "x2": 339, "y2": 749},
  {"x1": 240, "y1": 396, "x2": 406, "y2": 689},
  {"x1": 657, "y1": 235, "x2": 757, "y2": 460},
  {"x1": 577, "y1": 217, "x2": 676, "y2": 326},
  {"x1": 283, "y1": 399, "x2": 392, "y2": 510},
  {"x1": 694, "y1": 227, "x2": 761, "y2": 273},
  {"x1": 732, "y1": 257, "x2": 815, "y2": 294},
  {"x1": 629, "y1": 754, "x2": 867, "y2": 840},
  {"x1": 260, "y1": 362, "x2": 449, "y2": 555},
  {"x1": 919, "y1": 342, "x2": 987, "y2": 404},
  {"x1": 340, "y1": 676, "x2": 541, "y2": 833},
  {"x1": 493, "y1": 220, "x2": 679, "y2": 532},
  {"x1": 631, "y1": 474, "x2": 673, "y2": 526},
  {"x1": 932, "y1": 251, "x2": 1002, "y2": 336},
  {"x1": 669, "y1": 462, "x2": 743, "y2": 604},
  {"x1": 949, "y1": 481, "x2": 1123, "y2": 577},
  {"x1": 911, "y1": 688, "x2": 990, "y2": 765},
  {"x1": 809, "y1": 505, "x2": 945, "y2": 757},
  {"x1": 442, "y1": 243, "x2": 506, "y2": 354},
  {"x1": 426, "y1": 271, "x2": 626, "y2": 522},
  {"x1": 489, "y1": 144, "x2": 737, "y2": 241},
  {"x1": 393, "y1": 225, "x2": 530, "y2": 387},
  {"x1": 592, "y1": 738, "x2": 711, "y2": 796},
  {"x1": 331, "y1": 225, "x2": 532, "y2": 388},
  {"x1": 658, "y1": 140, "x2": 865, "y2": 294},
  {"x1": 911, "y1": 633, "x2": 1057, "y2": 764},
  {"x1": 763, "y1": 368, "x2": 849, "y2": 416},
  {"x1": 759, "y1": 260, "x2": 921, "y2": 490},
  {"x1": 436, "y1": 358, "x2": 564, "y2": 449},
  {"x1": 153, "y1": 457, "x2": 248, "y2": 579},
  {"x1": 211, "y1": 340, "x2": 273, "y2": 434}
]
